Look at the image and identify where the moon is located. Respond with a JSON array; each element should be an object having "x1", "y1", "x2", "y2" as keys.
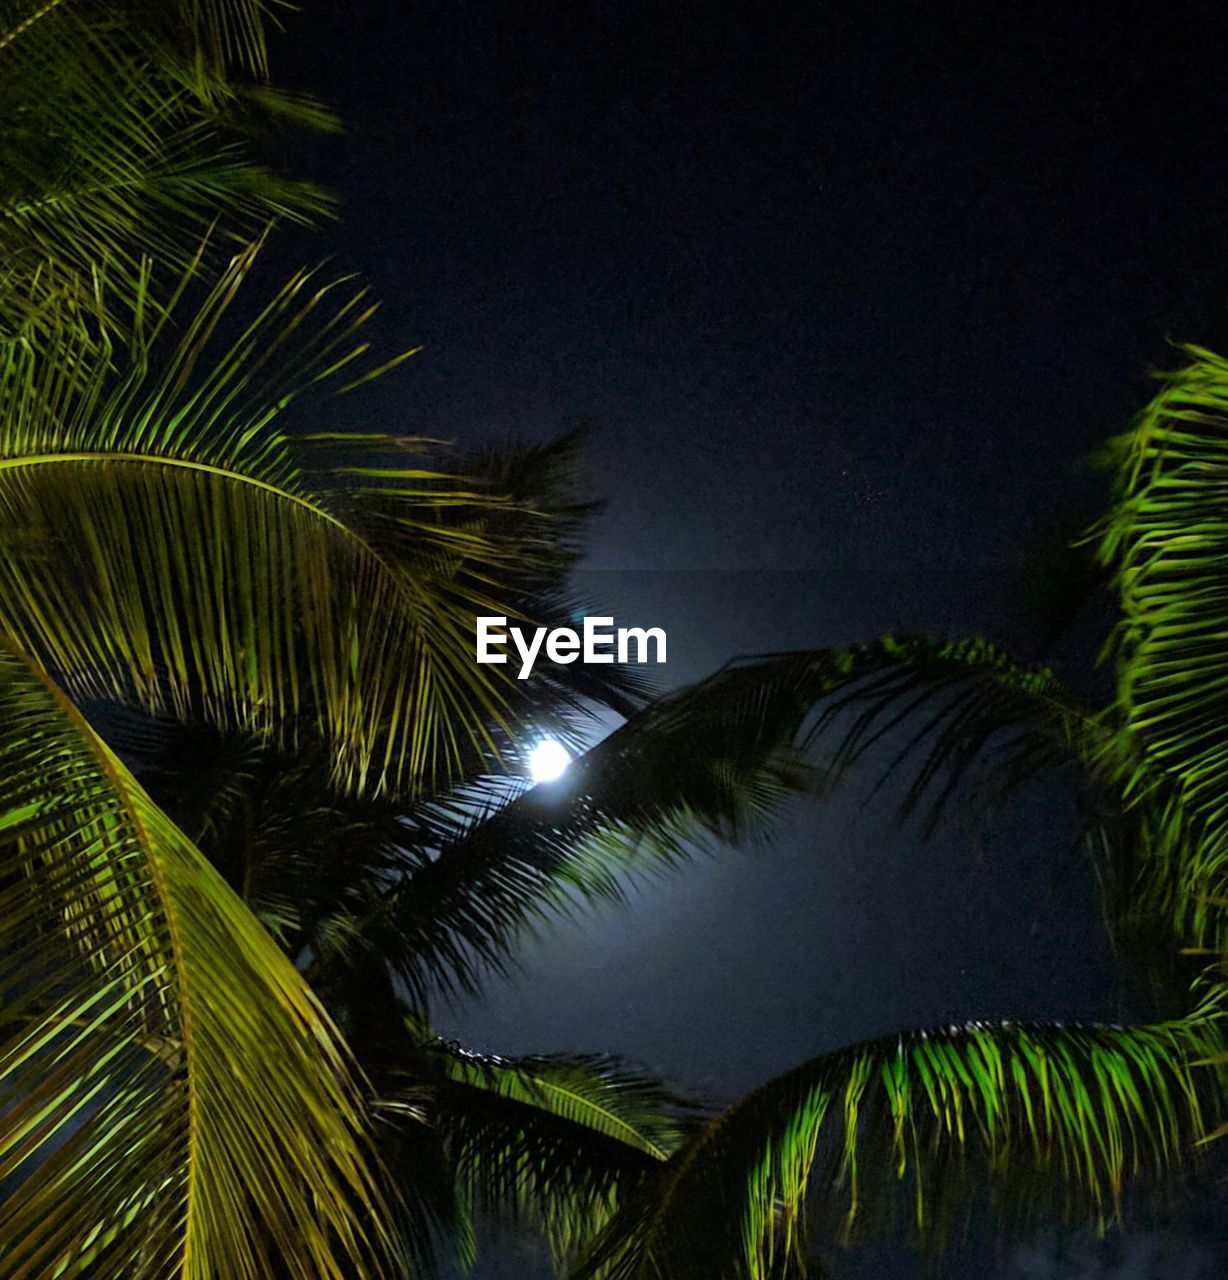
[{"x1": 528, "y1": 738, "x2": 571, "y2": 783}]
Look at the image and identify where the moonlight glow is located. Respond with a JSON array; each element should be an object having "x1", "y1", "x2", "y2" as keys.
[{"x1": 528, "y1": 739, "x2": 570, "y2": 783}]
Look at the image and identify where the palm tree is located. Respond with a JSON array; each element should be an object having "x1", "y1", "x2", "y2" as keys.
[
  {"x1": 1, "y1": 2, "x2": 1225, "y2": 1278},
  {"x1": 135, "y1": 629, "x2": 1228, "y2": 1279}
]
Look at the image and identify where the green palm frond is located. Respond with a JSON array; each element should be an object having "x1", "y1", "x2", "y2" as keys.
[
  {"x1": 167, "y1": 0, "x2": 275, "y2": 84},
  {"x1": 0, "y1": 640, "x2": 401, "y2": 1278},
  {"x1": 573, "y1": 1011, "x2": 1226, "y2": 1280},
  {"x1": 0, "y1": 243, "x2": 524, "y2": 796},
  {"x1": 381, "y1": 1027, "x2": 693, "y2": 1273},
  {"x1": 1097, "y1": 345, "x2": 1228, "y2": 951},
  {"x1": 0, "y1": 0, "x2": 331, "y2": 343},
  {"x1": 3, "y1": 0, "x2": 280, "y2": 84}
]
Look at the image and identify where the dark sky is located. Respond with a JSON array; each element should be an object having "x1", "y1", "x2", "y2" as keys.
[{"x1": 275, "y1": 3, "x2": 1228, "y2": 1275}]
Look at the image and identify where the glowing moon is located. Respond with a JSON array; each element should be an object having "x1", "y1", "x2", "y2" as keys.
[{"x1": 528, "y1": 738, "x2": 570, "y2": 783}]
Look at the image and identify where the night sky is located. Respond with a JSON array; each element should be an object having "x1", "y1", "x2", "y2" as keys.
[{"x1": 275, "y1": 4, "x2": 1228, "y2": 1275}]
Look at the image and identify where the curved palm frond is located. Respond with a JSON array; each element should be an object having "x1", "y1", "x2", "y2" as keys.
[
  {"x1": 0, "y1": 0, "x2": 332, "y2": 344},
  {"x1": 0, "y1": 639, "x2": 401, "y2": 1278},
  {"x1": 372, "y1": 638, "x2": 1100, "y2": 1004},
  {"x1": 753, "y1": 633, "x2": 1175, "y2": 966},
  {"x1": 1096, "y1": 345, "x2": 1228, "y2": 952},
  {"x1": 326, "y1": 427, "x2": 652, "y2": 740},
  {"x1": 789, "y1": 634, "x2": 1104, "y2": 835},
  {"x1": 0, "y1": 242, "x2": 530, "y2": 797},
  {"x1": 379, "y1": 1026, "x2": 693, "y2": 1273},
  {"x1": 366, "y1": 649, "x2": 832, "y2": 1004},
  {"x1": 572, "y1": 1009, "x2": 1227, "y2": 1280},
  {"x1": 145, "y1": 637, "x2": 1107, "y2": 1014}
]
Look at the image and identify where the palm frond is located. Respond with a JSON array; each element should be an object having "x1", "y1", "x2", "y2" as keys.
[
  {"x1": 0, "y1": 0, "x2": 330, "y2": 343},
  {"x1": 318, "y1": 427, "x2": 652, "y2": 736},
  {"x1": 367, "y1": 649, "x2": 834, "y2": 1004},
  {"x1": 1096, "y1": 345, "x2": 1228, "y2": 951},
  {"x1": 573, "y1": 1010, "x2": 1227, "y2": 1280},
  {"x1": 445, "y1": 430, "x2": 650, "y2": 720},
  {"x1": 0, "y1": 639, "x2": 401, "y2": 1278},
  {"x1": 381, "y1": 1027, "x2": 693, "y2": 1273},
  {"x1": 372, "y1": 639, "x2": 1099, "y2": 1004},
  {"x1": 789, "y1": 634, "x2": 1104, "y2": 835},
  {"x1": 0, "y1": 243, "x2": 528, "y2": 797},
  {"x1": 168, "y1": 0, "x2": 275, "y2": 84}
]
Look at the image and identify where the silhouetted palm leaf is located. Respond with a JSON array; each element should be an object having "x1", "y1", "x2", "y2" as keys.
[
  {"x1": 368, "y1": 649, "x2": 834, "y2": 1003},
  {"x1": 788, "y1": 635, "x2": 1104, "y2": 833},
  {"x1": 295, "y1": 638, "x2": 1101, "y2": 1004}
]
